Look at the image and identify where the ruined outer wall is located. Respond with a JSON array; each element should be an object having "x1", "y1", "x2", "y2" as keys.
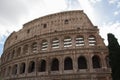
[
  {"x1": 1, "y1": 10, "x2": 111, "y2": 80},
  {"x1": 4, "y1": 10, "x2": 94, "y2": 51}
]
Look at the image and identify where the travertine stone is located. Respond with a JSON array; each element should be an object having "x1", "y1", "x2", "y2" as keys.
[{"x1": 0, "y1": 10, "x2": 111, "y2": 80}]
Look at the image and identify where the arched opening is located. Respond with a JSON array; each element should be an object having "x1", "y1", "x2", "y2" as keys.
[
  {"x1": 39, "y1": 60, "x2": 46, "y2": 72},
  {"x1": 3, "y1": 68, "x2": 6, "y2": 77},
  {"x1": 64, "y1": 19, "x2": 69, "y2": 24},
  {"x1": 23, "y1": 45, "x2": 28, "y2": 54},
  {"x1": 105, "y1": 55, "x2": 110, "y2": 68},
  {"x1": 28, "y1": 61, "x2": 35, "y2": 73},
  {"x1": 78, "y1": 56, "x2": 87, "y2": 69},
  {"x1": 20, "y1": 62, "x2": 26, "y2": 74},
  {"x1": 76, "y1": 35, "x2": 84, "y2": 46},
  {"x1": 64, "y1": 36, "x2": 72, "y2": 47},
  {"x1": 88, "y1": 35, "x2": 96, "y2": 46},
  {"x1": 41, "y1": 40, "x2": 48, "y2": 50},
  {"x1": 43, "y1": 23, "x2": 47, "y2": 28},
  {"x1": 92, "y1": 55, "x2": 101, "y2": 68},
  {"x1": 17, "y1": 47, "x2": 21, "y2": 57},
  {"x1": 12, "y1": 64, "x2": 18, "y2": 75},
  {"x1": 7, "y1": 66, "x2": 11, "y2": 76},
  {"x1": 51, "y1": 58, "x2": 59, "y2": 71},
  {"x1": 12, "y1": 50, "x2": 15, "y2": 58},
  {"x1": 64, "y1": 57, "x2": 73, "y2": 70},
  {"x1": 52, "y1": 38, "x2": 59, "y2": 49},
  {"x1": 31, "y1": 42, "x2": 37, "y2": 53},
  {"x1": 8, "y1": 53, "x2": 11, "y2": 60}
]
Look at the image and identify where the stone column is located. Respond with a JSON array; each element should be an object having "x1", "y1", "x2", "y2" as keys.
[
  {"x1": 101, "y1": 52, "x2": 107, "y2": 69},
  {"x1": 88, "y1": 53, "x2": 93, "y2": 72},
  {"x1": 48, "y1": 38, "x2": 51, "y2": 52},
  {"x1": 27, "y1": 43, "x2": 31, "y2": 55},
  {"x1": 73, "y1": 53, "x2": 78, "y2": 73},
  {"x1": 35, "y1": 58, "x2": 37, "y2": 76},
  {"x1": 61, "y1": 56, "x2": 64, "y2": 74},
  {"x1": 21, "y1": 46, "x2": 24, "y2": 56},
  {"x1": 60, "y1": 36, "x2": 64, "y2": 50},
  {"x1": 17, "y1": 64, "x2": 20, "y2": 75},
  {"x1": 25, "y1": 59, "x2": 29, "y2": 75},
  {"x1": 59, "y1": 57, "x2": 63, "y2": 74},
  {"x1": 47, "y1": 57, "x2": 51, "y2": 75},
  {"x1": 72, "y1": 35, "x2": 76, "y2": 48},
  {"x1": 37, "y1": 40, "x2": 41, "y2": 53},
  {"x1": 84, "y1": 34, "x2": 89, "y2": 47}
]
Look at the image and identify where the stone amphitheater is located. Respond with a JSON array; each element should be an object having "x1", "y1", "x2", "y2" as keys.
[{"x1": 0, "y1": 10, "x2": 111, "y2": 80}]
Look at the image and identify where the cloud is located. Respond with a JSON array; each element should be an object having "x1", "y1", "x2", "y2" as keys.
[
  {"x1": 0, "y1": 0, "x2": 67, "y2": 42},
  {"x1": 0, "y1": 0, "x2": 68, "y2": 55},
  {"x1": 0, "y1": 0, "x2": 30, "y2": 43},
  {"x1": 65, "y1": 0, "x2": 81, "y2": 10},
  {"x1": 0, "y1": 0, "x2": 29, "y2": 24},
  {"x1": 114, "y1": 10, "x2": 120, "y2": 16},
  {"x1": 108, "y1": 0, "x2": 120, "y2": 9},
  {"x1": 117, "y1": 1, "x2": 120, "y2": 8},
  {"x1": 0, "y1": 0, "x2": 99, "y2": 45},
  {"x1": 99, "y1": 21, "x2": 120, "y2": 45},
  {"x1": 108, "y1": 0, "x2": 118, "y2": 4},
  {"x1": 89, "y1": 0, "x2": 102, "y2": 4},
  {"x1": 77, "y1": 0, "x2": 99, "y2": 25}
]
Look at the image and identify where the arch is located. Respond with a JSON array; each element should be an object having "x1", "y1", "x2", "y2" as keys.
[
  {"x1": 3, "y1": 68, "x2": 6, "y2": 77},
  {"x1": 12, "y1": 50, "x2": 15, "y2": 58},
  {"x1": 38, "y1": 60, "x2": 46, "y2": 72},
  {"x1": 28, "y1": 61, "x2": 35, "y2": 73},
  {"x1": 51, "y1": 58, "x2": 59, "y2": 71},
  {"x1": 20, "y1": 62, "x2": 26, "y2": 74},
  {"x1": 64, "y1": 19, "x2": 69, "y2": 24},
  {"x1": 12, "y1": 64, "x2": 18, "y2": 75},
  {"x1": 64, "y1": 36, "x2": 72, "y2": 47},
  {"x1": 88, "y1": 35, "x2": 96, "y2": 46},
  {"x1": 52, "y1": 38, "x2": 59, "y2": 49},
  {"x1": 31, "y1": 42, "x2": 37, "y2": 53},
  {"x1": 76, "y1": 35, "x2": 84, "y2": 46},
  {"x1": 41, "y1": 39, "x2": 48, "y2": 50},
  {"x1": 78, "y1": 56, "x2": 87, "y2": 69},
  {"x1": 92, "y1": 55, "x2": 101, "y2": 68},
  {"x1": 64, "y1": 57, "x2": 73, "y2": 70},
  {"x1": 105, "y1": 55, "x2": 110, "y2": 68},
  {"x1": 23, "y1": 44, "x2": 28, "y2": 54},
  {"x1": 16, "y1": 47, "x2": 21, "y2": 57},
  {"x1": 7, "y1": 66, "x2": 11, "y2": 76},
  {"x1": 8, "y1": 53, "x2": 11, "y2": 60}
]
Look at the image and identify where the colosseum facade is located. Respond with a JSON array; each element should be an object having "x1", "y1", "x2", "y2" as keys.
[{"x1": 0, "y1": 10, "x2": 111, "y2": 80}]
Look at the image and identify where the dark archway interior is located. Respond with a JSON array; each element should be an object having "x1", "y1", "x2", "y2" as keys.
[
  {"x1": 78, "y1": 56, "x2": 87, "y2": 69},
  {"x1": 39, "y1": 60, "x2": 46, "y2": 72},
  {"x1": 51, "y1": 58, "x2": 59, "y2": 71},
  {"x1": 64, "y1": 57, "x2": 73, "y2": 70},
  {"x1": 92, "y1": 55, "x2": 101, "y2": 68},
  {"x1": 28, "y1": 61, "x2": 35, "y2": 73}
]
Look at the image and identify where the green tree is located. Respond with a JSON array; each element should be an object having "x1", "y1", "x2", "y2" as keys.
[{"x1": 108, "y1": 33, "x2": 120, "y2": 80}]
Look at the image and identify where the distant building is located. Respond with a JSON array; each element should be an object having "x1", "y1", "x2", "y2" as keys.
[{"x1": 0, "y1": 10, "x2": 111, "y2": 80}]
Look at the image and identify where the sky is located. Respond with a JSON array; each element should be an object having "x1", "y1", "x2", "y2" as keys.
[{"x1": 0, "y1": 0, "x2": 120, "y2": 56}]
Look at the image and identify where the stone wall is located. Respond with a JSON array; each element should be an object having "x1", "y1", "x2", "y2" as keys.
[{"x1": 0, "y1": 10, "x2": 111, "y2": 80}]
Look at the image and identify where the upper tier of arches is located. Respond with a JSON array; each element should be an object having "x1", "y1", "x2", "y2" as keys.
[{"x1": 4, "y1": 10, "x2": 97, "y2": 51}]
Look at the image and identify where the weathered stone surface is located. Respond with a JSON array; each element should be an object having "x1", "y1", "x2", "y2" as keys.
[{"x1": 0, "y1": 10, "x2": 111, "y2": 80}]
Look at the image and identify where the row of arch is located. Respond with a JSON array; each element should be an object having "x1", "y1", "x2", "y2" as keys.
[
  {"x1": 3, "y1": 55, "x2": 110, "y2": 76},
  {"x1": 4, "y1": 35, "x2": 97, "y2": 62}
]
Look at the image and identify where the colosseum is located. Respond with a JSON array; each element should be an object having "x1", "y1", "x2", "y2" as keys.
[{"x1": 0, "y1": 10, "x2": 111, "y2": 80}]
